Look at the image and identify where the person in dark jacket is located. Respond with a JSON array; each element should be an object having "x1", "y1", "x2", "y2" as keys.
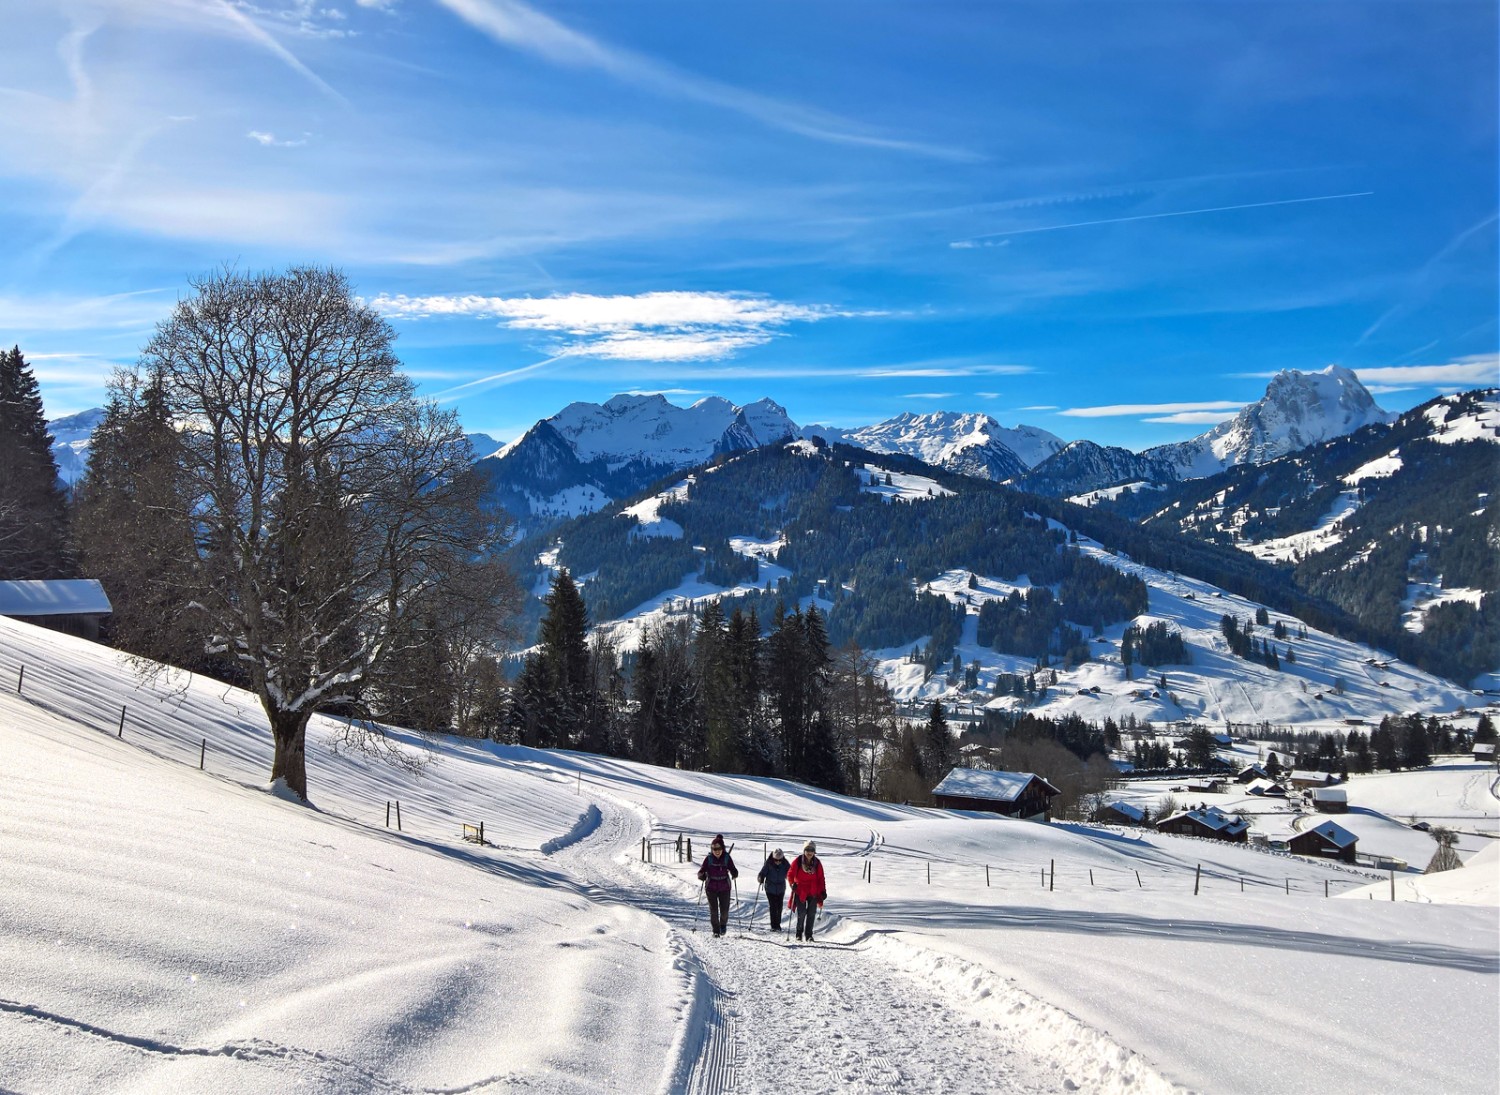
[
  {"x1": 785, "y1": 840, "x2": 827, "y2": 942},
  {"x1": 756, "y1": 848, "x2": 790, "y2": 931},
  {"x1": 697, "y1": 834, "x2": 738, "y2": 937}
]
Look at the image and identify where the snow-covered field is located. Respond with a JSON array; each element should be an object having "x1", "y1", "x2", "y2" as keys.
[{"x1": 2, "y1": 614, "x2": 1497, "y2": 1094}]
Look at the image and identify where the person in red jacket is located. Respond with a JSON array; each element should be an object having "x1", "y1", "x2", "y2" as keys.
[
  {"x1": 697, "y1": 834, "x2": 738, "y2": 937},
  {"x1": 785, "y1": 840, "x2": 826, "y2": 942}
]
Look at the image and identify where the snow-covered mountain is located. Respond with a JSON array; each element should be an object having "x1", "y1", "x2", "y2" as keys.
[
  {"x1": 46, "y1": 407, "x2": 105, "y2": 487},
  {"x1": 1020, "y1": 366, "x2": 1393, "y2": 496},
  {"x1": 805, "y1": 411, "x2": 1064, "y2": 481},
  {"x1": 479, "y1": 394, "x2": 797, "y2": 524},
  {"x1": 1145, "y1": 365, "x2": 1393, "y2": 480}
]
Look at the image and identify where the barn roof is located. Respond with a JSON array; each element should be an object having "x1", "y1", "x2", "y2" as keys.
[
  {"x1": 0, "y1": 580, "x2": 112, "y2": 617},
  {"x1": 1303, "y1": 820, "x2": 1358, "y2": 849},
  {"x1": 932, "y1": 768, "x2": 1057, "y2": 803},
  {"x1": 1162, "y1": 805, "x2": 1249, "y2": 836},
  {"x1": 1104, "y1": 800, "x2": 1144, "y2": 822},
  {"x1": 1310, "y1": 787, "x2": 1348, "y2": 803}
]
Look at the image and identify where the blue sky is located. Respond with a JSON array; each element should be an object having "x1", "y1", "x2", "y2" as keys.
[{"x1": 1, "y1": 1, "x2": 1495, "y2": 449}]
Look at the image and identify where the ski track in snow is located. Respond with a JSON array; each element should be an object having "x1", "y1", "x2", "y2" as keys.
[{"x1": 549, "y1": 797, "x2": 1072, "y2": 1095}]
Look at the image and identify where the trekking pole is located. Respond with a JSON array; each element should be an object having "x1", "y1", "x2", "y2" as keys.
[
  {"x1": 747, "y1": 881, "x2": 762, "y2": 933},
  {"x1": 695, "y1": 881, "x2": 706, "y2": 933}
]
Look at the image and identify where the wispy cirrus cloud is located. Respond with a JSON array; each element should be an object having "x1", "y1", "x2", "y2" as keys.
[
  {"x1": 371, "y1": 289, "x2": 867, "y2": 362},
  {"x1": 904, "y1": 392, "x2": 956, "y2": 400},
  {"x1": 246, "y1": 129, "x2": 308, "y2": 147},
  {"x1": 432, "y1": 0, "x2": 973, "y2": 159},
  {"x1": 1236, "y1": 355, "x2": 1497, "y2": 388},
  {"x1": 1143, "y1": 410, "x2": 1241, "y2": 425},
  {"x1": 1059, "y1": 400, "x2": 1245, "y2": 419}
]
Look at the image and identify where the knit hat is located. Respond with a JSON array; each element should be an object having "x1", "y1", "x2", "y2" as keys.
[
  {"x1": 773, "y1": 848, "x2": 784, "y2": 858},
  {"x1": 712, "y1": 834, "x2": 725, "y2": 846},
  {"x1": 803, "y1": 840, "x2": 816, "y2": 853}
]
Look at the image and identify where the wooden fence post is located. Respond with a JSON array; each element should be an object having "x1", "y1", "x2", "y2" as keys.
[
  {"x1": 926, "y1": 861, "x2": 931, "y2": 885},
  {"x1": 479, "y1": 821, "x2": 484, "y2": 845},
  {"x1": 1089, "y1": 869, "x2": 1094, "y2": 887},
  {"x1": 386, "y1": 801, "x2": 391, "y2": 828},
  {"x1": 118, "y1": 705, "x2": 126, "y2": 738},
  {"x1": 16, "y1": 665, "x2": 23, "y2": 693},
  {"x1": 1389, "y1": 869, "x2": 1395, "y2": 901},
  {"x1": 1284, "y1": 878, "x2": 1290, "y2": 895},
  {"x1": 1324, "y1": 879, "x2": 1329, "y2": 898},
  {"x1": 986, "y1": 865, "x2": 991, "y2": 887},
  {"x1": 199, "y1": 739, "x2": 206, "y2": 770},
  {"x1": 1135, "y1": 869, "x2": 1143, "y2": 889},
  {"x1": 1050, "y1": 859, "x2": 1055, "y2": 892},
  {"x1": 1193, "y1": 863, "x2": 1201, "y2": 896},
  {"x1": 395, "y1": 800, "x2": 402, "y2": 832}
]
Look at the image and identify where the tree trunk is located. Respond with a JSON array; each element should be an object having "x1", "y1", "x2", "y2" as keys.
[{"x1": 268, "y1": 705, "x2": 313, "y2": 801}]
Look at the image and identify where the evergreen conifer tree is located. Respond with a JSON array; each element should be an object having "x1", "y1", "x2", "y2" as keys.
[{"x1": 0, "y1": 346, "x2": 71, "y2": 578}]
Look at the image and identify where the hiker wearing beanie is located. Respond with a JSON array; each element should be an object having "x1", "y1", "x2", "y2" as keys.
[
  {"x1": 757, "y1": 847, "x2": 791, "y2": 932},
  {"x1": 786, "y1": 840, "x2": 826, "y2": 942},
  {"x1": 697, "y1": 835, "x2": 738, "y2": 937}
]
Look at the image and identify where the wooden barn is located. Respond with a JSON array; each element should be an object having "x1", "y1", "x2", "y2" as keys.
[
  {"x1": 0, "y1": 580, "x2": 112, "y2": 641},
  {"x1": 1310, "y1": 787, "x2": 1349, "y2": 814},
  {"x1": 1288, "y1": 769, "x2": 1340, "y2": 790},
  {"x1": 1098, "y1": 800, "x2": 1146, "y2": 827},
  {"x1": 1155, "y1": 805, "x2": 1249, "y2": 843},
  {"x1": 1287, "y1": 820, "x2": 1358, "y2": 864},
  {"x1": 932, "y1": 768, "x2": 1061, "y2": 822}
]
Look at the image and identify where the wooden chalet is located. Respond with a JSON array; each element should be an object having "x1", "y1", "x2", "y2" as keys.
[
  {"x1": 1245, "y1": 778, "x2": 1287, "y2": 797},
  {"x1": 1236, "y1": 763, "x2": 1270, "y2": 784},
  {"x1": 1288, "y1": 769, "x2": 1340, "y2": 790},
  {"x1": 1155, "y1": 805, "x2": 1249, "y2": 843},
  {"x1": 0, "y1": 580, "x2": 112, "y2": 641},
  {"x1": 932, "y1": 768, "x2": 1061, "y2": 821},
  {"x1": 1310, "y1": 787, "x2": 1349, "y2": 814},
  {"x1": 1099, "y1": 800, "x2": 1145, "y2": 827},
  {"x1": 1287, "y1": 820, "x2": 1358, "y2": 864},
  {"x1": 1475, "y1": 743, "x2": 1496, "y2": 764}
]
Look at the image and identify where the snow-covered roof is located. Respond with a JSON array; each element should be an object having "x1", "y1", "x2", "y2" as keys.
[
  {"x1": 1245, "y1": 778, "x2": 1285, "y2": 796},
  {"x1": 1302, "y1": 820, "x2": 1358, "y2": 849},
  {"x1": 1289, "y1": 769, "x2": 1337, "y2": 784},
  {"x1": 1310, "y1": 787, "x2": 1348, "y2": 803},
  {"x1": 0, "y1": 580, "x2": 112, "y2": 617},
  {"x1": 1474, "y1": 743, "x2": 1496, "y2": 757},
  {"x1": 1104, "y1": 801, "x2": 1145, "y2": 822},
  {"x1": 1163, "y1": 805, "x2": 1250, "y2": 836},
  {"x1": 932, "y1": 768, "x2": 1056, "y2": 802}
]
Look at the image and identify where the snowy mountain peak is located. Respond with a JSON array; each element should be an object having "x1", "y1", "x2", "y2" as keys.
[
  {"x1": 1146, "y1": 366, "x2": 1393, "y2": 479},
  {"x1": 805, "y1": 410, "x2": 1064, "y2": 481}
]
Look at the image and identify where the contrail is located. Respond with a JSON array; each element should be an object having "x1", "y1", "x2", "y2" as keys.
[
  {"x1": 957, "y1": 191, "x2": 1375, "y2": 242},
  {"x1": 432, "y1": 355, "x2": 567, "y2": 402}
]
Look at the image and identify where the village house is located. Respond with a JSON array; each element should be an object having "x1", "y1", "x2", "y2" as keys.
[
  {"x1": 1245, "y1": 778, "x2": 1287, "y2": 797},
  {"x1": 1310, "y1": 787, "x2": 1349, "y2": 814},
  {"x1": 1236, "y1": 763, "x2": 1270, "y2": 784},
  {"x1": 1287, "y1": 820, "x2": 1359, "y2": 863},
  {"x1": 0, "y1": 580, "x2": 112, "y2": 642},
  {"x1": 1288, "y1": 769, "x2": 1341, "y2": 790},
  {"x1": 1155, "y1": 805, "x2": 1250, "y2": 843},
  {"x1": 1098, "y1": 801, "x2": 1145, "y2": 827},
  {"x1": 932, "y1": 768, "x2": 1061, "y2": 821},
  {"x1": 1475, "y1": 743, "x2": 1496, "y2": 764}
]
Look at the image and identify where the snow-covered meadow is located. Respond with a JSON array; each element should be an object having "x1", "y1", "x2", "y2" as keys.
[{"x1": 1, "y1": 614, "x2": 1496, "y2": 1094}]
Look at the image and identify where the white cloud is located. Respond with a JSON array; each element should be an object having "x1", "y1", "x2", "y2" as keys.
[
  {"x1": 862, "y1": 364, "x2": 1031, "y2": 378},
  {"x1": 0, "y1": 288, "x2": 173, "y2": 331},
  {"x1": 1349, "y1": 356, "x2": 1498, "y2": 388},
  {"x1": 1142, "y1": 410, "x2": 1242, "y2": 425},
  {"x1": 904, "y1": 392, "x2": 956, "y2": 400},
  {"x1": 1059, "y1": 400, "x2": 1245, "y2": 419},
  {"x1": 246, "y1": 130, "x2": 308, "y2": 147},
  {"x1": 371, "y1": 290, "x2": 860, "y2": 362}
]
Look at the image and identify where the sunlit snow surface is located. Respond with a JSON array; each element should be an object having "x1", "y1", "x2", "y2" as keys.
[{"x1": 1, "y1": 614, "x2": 1496, "y2": 1095}]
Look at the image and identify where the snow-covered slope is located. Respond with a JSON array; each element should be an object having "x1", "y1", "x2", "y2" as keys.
[
  {"x1": 1147, "y1": 365, "x2": 1393, "y2": 479},
  {"x1": 46, "y1": 407, "x2": 104, "y2": 487},
  {"x1": 2, "y1": 613, "x2": 1495, "y2": 1095},
  {"x1": 807, "y1": 411, "x2": 1064, "y2": 479}
]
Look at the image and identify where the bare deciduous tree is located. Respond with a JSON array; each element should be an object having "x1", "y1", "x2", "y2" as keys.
[{"x1": 138, "y1": 266, "x2": 517, "y2": 799}]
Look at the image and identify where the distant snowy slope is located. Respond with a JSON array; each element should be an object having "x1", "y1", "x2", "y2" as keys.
[{"x1": 46, "y1": 407, "x2": 104, "y2": 487}]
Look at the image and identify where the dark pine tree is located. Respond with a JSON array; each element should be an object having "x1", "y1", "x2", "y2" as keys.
[{"x1": 0, "y1": 346, "x2": 72, "y2": 578}]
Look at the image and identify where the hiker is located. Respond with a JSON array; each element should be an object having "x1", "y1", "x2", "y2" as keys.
[
  {"x1": 697, "y1": 834, "x2": 738, "y2": 937},
  {"x1": 757, "y1": 847, "x2": 791, "y2": 932},
  {"x1": 786, "y1": 840, "x2": 826, "y2": 942}
]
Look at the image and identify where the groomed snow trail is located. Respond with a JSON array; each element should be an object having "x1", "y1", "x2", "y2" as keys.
[{"x1": 548, "y1": 796, "x2": 1064, "y2": 1095}]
